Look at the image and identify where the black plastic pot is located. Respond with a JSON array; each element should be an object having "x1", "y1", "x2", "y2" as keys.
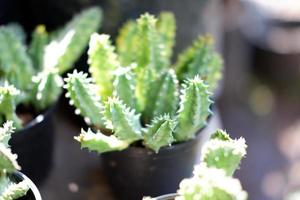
[
  {"x1": 101, "y1": 112, "x2": 220, "y2": 200},
  {"x1": 9, "y1": 171, "x2": 42, "y2": 200},
  {"x1": 10, "y1": 105, "x2": 56, "y2": 186}
]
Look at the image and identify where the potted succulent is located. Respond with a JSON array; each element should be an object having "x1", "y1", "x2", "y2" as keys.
[
  {"x1": 0, "y1": 121, "x2": 41, "y2": 200},
  {"x1": 64, "y1": 12, "x2": 222, "y2": 199},
  {"x1": 144, "y1": 130, "x2": 248, "y2": 200},
  {"x1": 0, "y1": 7, "x2": 102, "y2": 184}
]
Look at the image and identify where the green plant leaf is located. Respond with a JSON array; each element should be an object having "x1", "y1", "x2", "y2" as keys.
[
  {"x1": 174, "y1": 75, "x2": 212, "y2": 141},
  {"x1": 88, "y1": 33, "x2": 120, "y2": 100},
  {"x1": 64, "y1": 70, "x2": 104, "y2": 127},
  {"x1": 143, "y1": 114, "x2": 176, "y2": 153},
  {"x1": 102, "y1": 97, "x2": 142, "y2": 143},
  {"x1": 75, "y1": 129, "x2": 129, "y2": 153}
]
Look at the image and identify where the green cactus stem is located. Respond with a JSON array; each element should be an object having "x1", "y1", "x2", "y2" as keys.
[
  {"x1": 143, "y1": 69, "x2": 179, "y2": 124},
  {"x1": 32, "y1": 68, "x2": 63, "y2": 110},
  {"x1": 5, "y1": 23, "x2": 26, "y2": 44},
  {"x1": 143, "y1": 114, "x2": 176, "y2": 153},
  {"x1": 113, "y1": 66, "x2": 137, "y2": 111},
  {"x1": 28, "y1": 25, "x2": 49, "y2": 72},
  {"x1": 0, "y1": 121, "x2": 14, "y2": 147},
  {"x1": 0, "y1": 84, "x2": 21, "y2": 129},
  {"x1": 201, "y1": 130, "x2": 247, "y2": 176},
  {"x1": 88, "y1": 33, "x2": 120, "y2": 100},
  {"x1": 102, "y1": 97, "x2": 142, "y2": 143},
  {"x1": 174, "y1": 75, "x2": 212, "y2": 141},
  {"x1": 136, "y1": 13, "x2": 167, "y2": 72},
  {"x1": 44, "y1": 7, "x2": 102, "y2": 74},
  {"x1": 0, "y1": 123, "x2": 29, "y2": 200},
  {"x1": 0, "y1": 179, "x2": 29, "y2": 200},
  {"x1": 175, "y1": 35, "x2": 223, "y2": 92},
  {"x1": 156, "y1": 12, "x2": 176, "y2": 64},
  {"x1": 75, "y1": 129, "x2": 129, "y2": 153},
  {"x1": 176, "y1": 164, "x2": 248, "y2": 200},
  {"x1": 64, "y1": 70, "x2": 104, "y2": 127},
  {"x1": 0, "y1": 144, "x2": 20, "y2": 173},
  {"x1": 0, "y1": 27, "x2": 34, "y2": 92},
  {"x1": 116, "y1": 21, "x2": 139, "y2": 66}
]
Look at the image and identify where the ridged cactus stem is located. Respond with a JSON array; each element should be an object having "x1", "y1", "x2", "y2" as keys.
[
  {"x1": 64, "y1": 70, "x2": 104, "y2": 127},
  {"x1": 116, "y1": 21, "x2": 138, "y2": 66},
  {"x1": 174, "y1": 75, "x2": 212, "y2": 141},
  {"x1": 176, "y1": 165, "x2": 248, "y2": 200},
  {"x1": 175, "y1": 35, "x2": 223, "y2": 92},
  {"x1": 75, "y1": 129, "x2": 129, "y2": 153},
  {"x1": 0, "y1": 121, "x2": 14, "y2": 147},
  {"x1": 113, "y1": 66, "x2": 138, "y2": 111},
  {"x1": 88, "y1": 33, "x2": 120, "y2": 100},
  {"x1": 32, "y1": 68, "x2": 63, "y2": 110},
  {"x1": 28, "y1": 25, "x2": 49, "y2": 72},
  {"x1": 0, "y1": 123, "x2": 29, "y2": 200},
  {"x1": 157, "y1": 12, "x2": 176, "y2": 64},
  {"x1": 44, "y1": 7, "x2": 102, "y2": 74},
  {"x1": 201, "y1": 130, "x2": 247, "y2": 176},
  {"x1": 143, "y1": 69, "x2": 179, "y2": 124},
  {"x1": 0, "y1": 27, "x2": 34, "y2": 93},
  {"x1": 0, "y1": 84, "x2": 21, "y2": 129},
  {"x1": 143, "y1": 114, "x2": 176, "y2": 152},
  {"x1": 102, "y1": 97, "x2": 142, "y2": 143}
]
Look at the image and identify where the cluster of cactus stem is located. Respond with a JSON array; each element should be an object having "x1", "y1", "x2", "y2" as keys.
[
  {"x1": 66, "y1": 12, "x2": 223, "y2": 153},
  {"x1": 144, "y1": 130, "x2": 248, "y2": 200},
  {"x1": 0, "y1": 121, "x2": 29, "y2": 200},
  {"x1": 0, "y1": 7, "x2": 102, "y2": 129}
]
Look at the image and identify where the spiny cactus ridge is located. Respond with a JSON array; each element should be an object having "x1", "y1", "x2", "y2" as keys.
[
  {"x1": 0, "y1": 7, "x2": 102, "y2": 129},
  {"x1": 0, "y1": 122, "x2": 29, "y2": 199},
  {"x1": 66, "y1": 12, "x2": 222, "y2": 153}
]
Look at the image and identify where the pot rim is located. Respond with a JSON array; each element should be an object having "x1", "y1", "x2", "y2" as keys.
[
  {"x1": 154, "y1": 193, "x2": 178, "y2": 200},
  {"x1": 12, "y1": 171, "x2": 42, "y2": 200},
  {"x1": 17, "y1": 103, "x2": 56, "y2": 133}
]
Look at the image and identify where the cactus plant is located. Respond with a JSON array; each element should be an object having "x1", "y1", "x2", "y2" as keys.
[
  {"x1": 0, "y1": 7, "x2": 102, "y2": 129},
  {"x1": 66, "y1": 12, "x2": 223, "y2": 153},
  {"x1": 175, "y1": 130, "x2": 247, "y2": 200},
  {"x1": 143, "y1": 130, "x2": 248, "y2": 200},
  {"x1": 0, "y1": 121, "x2": 29, "y2": 200}
]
